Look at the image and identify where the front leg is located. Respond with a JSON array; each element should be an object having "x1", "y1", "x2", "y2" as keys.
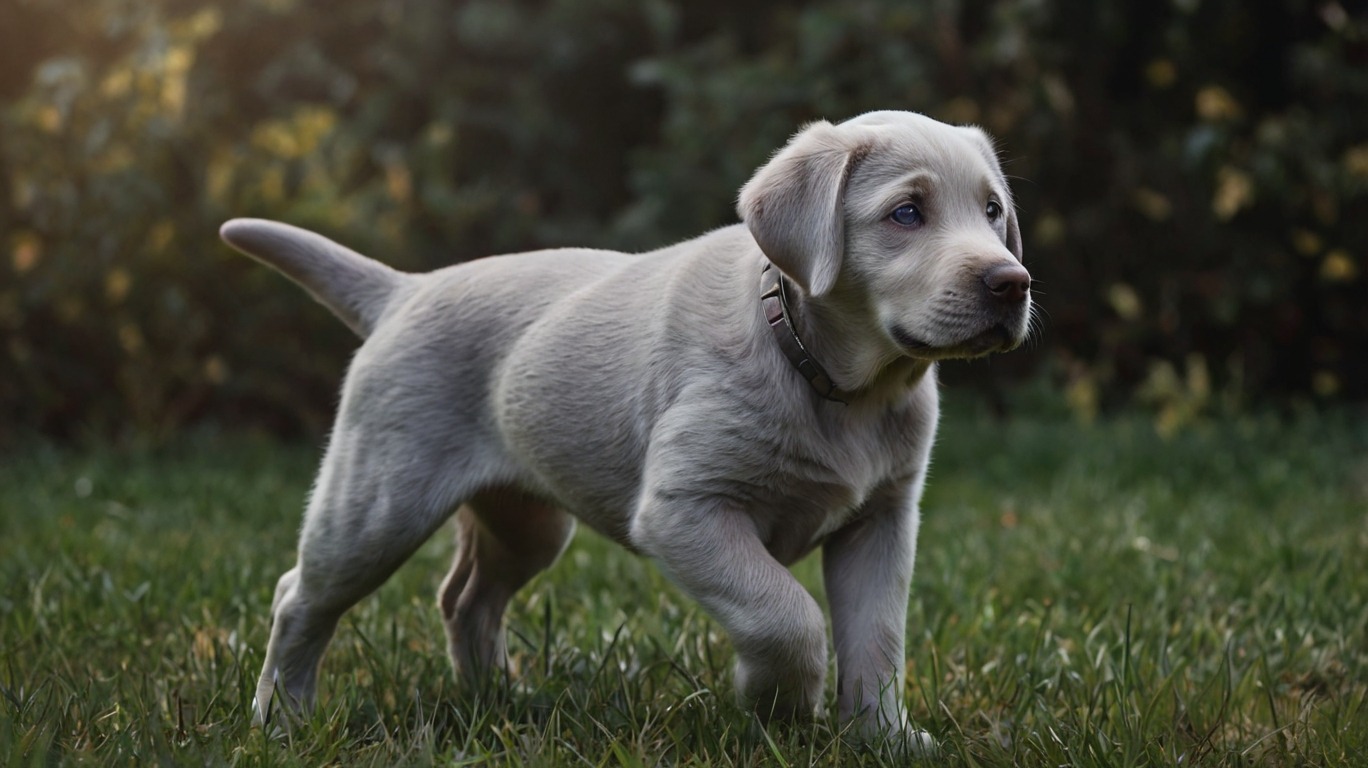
[
  {"x1": 633, "y1": 496, "x2": 827, "y2": 721},
  {"x1": 822, "y1": 480, "x2": 932, "y2": 751}
]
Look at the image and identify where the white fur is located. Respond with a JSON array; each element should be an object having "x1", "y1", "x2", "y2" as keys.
[{"x1": 220, "y1": 110, "x2": 1031, "y2": 750}]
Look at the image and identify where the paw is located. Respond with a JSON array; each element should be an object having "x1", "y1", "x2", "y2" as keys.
[
  {"x1": 847, "y1": 722, "x2": 937, "y2": 760},
  {"x1": 889, "y1": 727, "x2": 937, "y2": 759},
  {"x1": 841, "y1": 706, "x2": 937, "y2": 759},
  {"x1": 735, "y1": 659, "x2": 825, "y2": 722}
]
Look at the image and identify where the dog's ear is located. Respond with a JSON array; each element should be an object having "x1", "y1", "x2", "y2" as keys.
[
  {"x1": 738, "y1": 121, "x2": 864, "y2": 298},
  {"x1": 1004, "y1": 202, "x2": 1023, "y2": 263},
  {"x1": 958, "y1": 125, "x2": 1023, "y2": 263}
]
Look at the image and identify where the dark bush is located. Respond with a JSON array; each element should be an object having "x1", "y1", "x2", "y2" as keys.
[{"x1": 1, "y1": 0, "x2": 1364, "y2": 439}]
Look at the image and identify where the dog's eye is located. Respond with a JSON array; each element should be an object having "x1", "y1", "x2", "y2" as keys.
[
  {"x1": 986, "y1": 201, "x2": 1003, "y2": 222},
  {"x1": 889, "y1": 204, "x2": 924, "y2": 228}
]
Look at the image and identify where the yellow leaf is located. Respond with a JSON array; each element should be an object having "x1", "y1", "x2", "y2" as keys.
[
  {"x1": 426, "y1": 122, "x2": 454, "y2": 147},
  {"x1": 252, "y1": 121, "x2": 299, "y2": 158},
  {"x1": 100, "y1": 68, "x2": 133, "y2": 99},
  {"x1": 1139, "y1": 360, "x2": 1181, "y2": 402},
  {"x1": 36, "y1": 105, "x2": 61, "y2": 133},
  {"x1": 385, "y1": 163, "x2": 412, "y2": 203},
  {"x1": 1107, "y1": 283, "x2": 1143, "y2": 321},
  {"x1": 1155, "y1": 405, "x2": 1182, "y2": 440},
  {"x1": 1312, "y1": 371, "x2": 1340, "y2": 397},
  {"x1": 163, "y1": 46, "x2": 193, "y2": 76},
  {"x1": 11, "y1": 234, "x2": 40, "y2": 274},
  {"x1": 1195, "y1": 85, "x2": 1242, "y2": 121},
  {"x1": 206, "y1": 149, "x2": 236, "y2": 205},
  {"x1": 1320, "y1": 249, "x2": 1358, "y2": 282},
  {"x1": 149, "y1": 220, "x2": 175, "y2": 252},
  {"x1": 182, "y1": 7, "x2": 223, "y2": 40},
  {"x1": 203, "y1": 356, "x2": 228, "y2": 384},
  {"x1": 1065, "y1": 375, "x2": 1098, "y2": 425},
  {"x1": 1343, "y1": 144, "x2": 1368, "y2": 179},
  {"x1": 1291, "y1": 229, "x2": 1322, "y2": 257},
  {"x1": 1145, "y1": 59, "x2": 1176, "y2": 89},
  {"x1": 251, "y1": 107, "x2": 336, "y2": 159},
  {"x1": 106, "y1": 269, "x2": 132, "y2": 304},
  {"x1": 92, "y1": 145, "x2": 135, "y2": 174},
  {"x1": 1034, "y1": 213, "x2": 1066, "y2": 247},
  {"x1": 259, "y1": 167, "x2": 285, "y2": 204},
  {"x1": 1132, "y1": 187, "x2": 1172, "y2": 221},
  {"x1": 1212, "y1": 167, "x2": 1253, "y2": 220},
  {"x1": 118, "y1": 324, "x2": 144, "y2": 355},
  {"x1": 1184, "y1": 353, "x2": 1210, "y2": 401}
]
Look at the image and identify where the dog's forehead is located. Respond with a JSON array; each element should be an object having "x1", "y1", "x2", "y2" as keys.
[{"x1": 843, "y1": 115, "x2": 1002, "y2": 197}]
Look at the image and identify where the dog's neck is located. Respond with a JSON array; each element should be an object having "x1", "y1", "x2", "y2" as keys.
[
  {"x1": 760, "y1": 264, "x2": 851, "y2": 402},
  {"x1": 775, "y1": 273, "x2": 933, "y2": 405}
]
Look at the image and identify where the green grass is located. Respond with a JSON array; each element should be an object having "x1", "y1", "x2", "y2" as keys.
[{"x1": 2, "y1": 407, "x2": 1366, "y2": 766}]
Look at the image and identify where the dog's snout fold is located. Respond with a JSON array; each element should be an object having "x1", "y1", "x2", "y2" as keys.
[{"x1": 982, "y1": 263, "x2": 1031, "y2": 304}]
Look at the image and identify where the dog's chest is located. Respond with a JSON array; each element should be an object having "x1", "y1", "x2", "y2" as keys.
[{"x1": 733, "y1": 407, "x2": 924, "y2": 564}]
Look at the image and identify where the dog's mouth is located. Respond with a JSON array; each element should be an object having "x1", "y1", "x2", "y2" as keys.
[
  {"x1": 889, "y1": 323, "x2": 1022, "y2": 360},
  {"x1": 889, "y1": 325, "x2": 933, "y2": 352}
]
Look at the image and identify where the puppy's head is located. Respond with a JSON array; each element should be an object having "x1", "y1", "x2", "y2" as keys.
[{"x1": 739, "y1": 111, "x2": 1032, "y2": 361}]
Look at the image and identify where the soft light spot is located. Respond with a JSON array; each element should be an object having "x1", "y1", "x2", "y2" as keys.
[
  {"x1": 1034, "y1": 213, "x2": 1066, "y2": 247},
  {"x1": 1344, "y1": 144, "x2": 1368, "y2": 179},
  {"x1": 1065, "y1": 364, "x2": 1098, "y2": 425},
  {"x1": 183, "y1": 7, "x2": 223, "y2": 39},
  {"x1": 119, "y1": 323, "x2": 145, "y2": 355},
  {"x1": 1212, "y1": 167, "x2": 1253, "y2": 220},
  {"x1": 12, "y1": 234, "x2": 40, "y2": 273},
  {"x1": 100, "y1": 68, "x2": 132, "y2": 99},
  {"x1": 1320, "y1": 249, "x2": 1357, "y2": 282},
  {"x1": 1292, "y1": 229, "x2": 1322, "y2": 257},
  {"x1": 106, "y1": 269, "x2": 132, "y2": 304},
  {"x1": 1145, "y1": 59, "x2": 1176, "y2": 89},
  {"x1": 204, "y1": 356, "x2": 228, "y2": 384},
  {"x1": 1107, "y1": 283, "x2": 1143, "y2": 321},
  {"x1": 1132, "y1": 187, "x2": 1172, "y2": 221},
  {"x1": 149, "y1": 220, "x2": 174, "y2": 252},
  {"x1": 36, "y1": 105, "x2": 62, "y2": 133},
  {"x1": 1312, "y1": 370, "x2": 1340, "y2": 398},
  {"x1": 1195, "y1": 85, "x2": 1242, "y2": 121}
]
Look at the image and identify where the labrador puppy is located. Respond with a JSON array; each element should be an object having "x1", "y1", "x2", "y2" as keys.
[{"x1": 220, "y1": 110, "x2": 1032, "y2": 749}]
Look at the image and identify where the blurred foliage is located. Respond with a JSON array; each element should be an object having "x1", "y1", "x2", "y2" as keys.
[{"x1": 1, "y1": 0, "x2": 1365, "y2": 440}]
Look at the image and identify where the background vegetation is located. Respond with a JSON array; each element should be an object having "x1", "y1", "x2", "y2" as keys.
[{"x1": 1, "y1": 0, "x2": 1365, "y2": 441}]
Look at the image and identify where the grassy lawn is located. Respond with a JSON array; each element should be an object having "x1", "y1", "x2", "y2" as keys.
[{"x1": 2, "y1": 405, "x2": 1365, "y2": 766}]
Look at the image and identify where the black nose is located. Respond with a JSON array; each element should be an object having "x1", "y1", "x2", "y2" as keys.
[{"x1": 982, "y1": 263, "x2": 1031, "y2": 304}]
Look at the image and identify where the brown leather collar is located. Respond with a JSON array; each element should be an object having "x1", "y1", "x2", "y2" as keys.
[{"x1": 760, "y1": 261, "x2": 849, "y2": 404}]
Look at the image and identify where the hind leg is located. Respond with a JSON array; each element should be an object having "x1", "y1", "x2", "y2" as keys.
[
  {"x1": 254, "y1": 430, "x2": 487, "y2": 725},
  {"x1": 438, "y1": 487, "x2": 575, "y2": 684}
]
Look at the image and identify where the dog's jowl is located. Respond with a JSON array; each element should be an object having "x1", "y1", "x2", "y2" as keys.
[{"x1": 221, "y1": 110, "x2": 1032, "y2": 750}]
